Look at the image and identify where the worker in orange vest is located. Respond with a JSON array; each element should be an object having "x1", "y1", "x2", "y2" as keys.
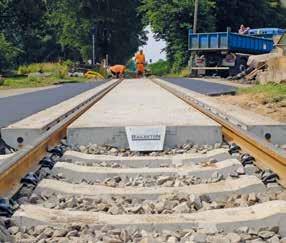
[
  {"x1": 109, "y1": 65, "x2": 126, "y2": 79},
  {"x1": 135, "y1": 50, "x2": 146, "y2": 78}
]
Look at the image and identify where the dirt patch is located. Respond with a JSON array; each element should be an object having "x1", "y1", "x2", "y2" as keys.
[{"x1": 216, "y1": 93, "x2": 286, "y2": 123}]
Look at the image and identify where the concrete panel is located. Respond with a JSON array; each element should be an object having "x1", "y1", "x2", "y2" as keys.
[
  {"x1": 156, "y1": 78, "x2": 286, "y2": 145},
  {"x1": 1, "y1": 80, "x2": 118, "y2": 149},
  {"x1": 68, "y1": 79, "x2": 222, "y2": 148},
  {"x1": 0, "y1": 154, "x2": 13, "y2": 163}
]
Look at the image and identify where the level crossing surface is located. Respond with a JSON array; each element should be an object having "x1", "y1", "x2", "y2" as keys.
[
  {"x1": 163, "y1": 78, "x2": 237, "y2": 96},
  {"x1": 0, "y1": 81, "x2": 106, "y2": 129}
]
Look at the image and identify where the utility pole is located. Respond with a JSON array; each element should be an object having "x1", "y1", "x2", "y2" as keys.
[
  {"x1": 191, "y1": 0, "x2": 199, "y2": 76},
  {"x1": 92, "y1": 34, "x2": 95, "y2": 65},
  {"x1": 92, "y1": 26, "x2": 97, "y2": 65},
  {"x1": 193, "y1": 0, "x2": 199, "y2": 33}
]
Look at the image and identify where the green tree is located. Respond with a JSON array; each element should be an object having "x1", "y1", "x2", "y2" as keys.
[
  {"x1": 140, "y1": 0, "x2": 215, "y2": 72},
  {"x1": 142, "y1": 0, "x2": 286, "y2": 72},
  {"x1": 48, "y1": 0, "x2": 146, "y2": 64},
  {"x1": 0, "y1": 0, "x2": 62, "y2": 65},
  {"x1": 0, "y1": 34, "x2": 21, "y2": 70},
  {"x1": 0, "y1": 0, "x2": 146, "y2": 67},
  {"x1": 214, "y1": 0, "x2": 286, "y2": 31}
]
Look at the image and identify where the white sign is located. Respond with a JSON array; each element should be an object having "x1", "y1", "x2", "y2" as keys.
[{"x1": 126, "y1": 126, "x2": 166, "y2": 151}]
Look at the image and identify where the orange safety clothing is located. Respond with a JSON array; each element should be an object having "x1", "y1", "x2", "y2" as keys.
[
  {"x1": 135, "y1": 53, "x2": 146, "y2": 65},
  {"x1": 110, "y1": 65, "x2": 126, "y2": 74},
  {"x1": 136, "y1": 63, "x2": 145, "y2": 74},
  {"x1": 135, "y1": 52, "x2": 146, "y2": 74}
]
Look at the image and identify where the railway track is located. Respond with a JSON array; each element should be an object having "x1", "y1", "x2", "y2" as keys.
[{"x1": 0, "y1": 78, "x2": 286, "y2": 243}]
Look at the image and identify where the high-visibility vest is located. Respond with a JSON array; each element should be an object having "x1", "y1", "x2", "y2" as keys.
[
  {"x1": 110, "y1": 65, "x2": 126, "y2": 74},
  {"x1": 135, "y1": 53, "x2": 145, "y2": 64}
]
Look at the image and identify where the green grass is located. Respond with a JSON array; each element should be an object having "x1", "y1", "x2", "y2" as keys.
[
  {"x1": 17, "y1": 62, "x2": 72, "y2": 76},
  {"x1": 163, "y1": 67, "x2": 190, "y2": 78},
  {"x1": 148, "y1": 60, "x2": 170, "y2": 76},
  {"x1": 0, "y1": 61, "x2": 103, "y2": 89},
  {"x1": 238, "y1": 83, "x2": 286, "y2": 103},
  {"x1": 0, "y1": 75, "x2": 90, "y2": 89}
]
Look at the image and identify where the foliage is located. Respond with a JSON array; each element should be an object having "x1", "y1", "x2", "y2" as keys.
[
  {"x1": 140, "y1": 0, "x2": 286, "y2": 72},
  {"x1": 148, "y1": 60, "x2": 170, "y2": 76},
  {"x1": 0, "y1": 0, "x2": 146, "y2": 70},
  {"x1": 214, "y1": 0, "x2": 286, "y2": 31},
  {"x1": 0, "y1": 0, "x2": 61, "y2": 66},
  {"x1": 239, "y1": 83, "x2": 286, "y2": 96},
  {"x1": 17, "y1": 62, "x2": 69, "y2": 78},
  {"x1": 164, "y1": 67, "x2": 190, "y2": 78},
  {"x1": 0, "y1": 34, "x2": 21, "y2": 70},
  {"x1": 1, "y1": 0, "x2": 286, "y2": 74},
  {"x1": 46, "y1": 0, "x2": 146, "y2": 64},
  {"x1": 140, "y1": 0, "x2": 215, "y2": 72},
  {"x1": 1, "y1": 75, "x2": 90, "y2": 89}
]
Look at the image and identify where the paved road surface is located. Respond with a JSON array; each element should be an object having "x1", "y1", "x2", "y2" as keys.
[
  {"x1": 0, "y1": 86, "x2": 61, "y2": 98},
  {"x1": 0, "y1": 81, "x2": 106, "y2": 129},
  {"x1": 163, "y1": 78, "x2": 237, "y2": 96}
]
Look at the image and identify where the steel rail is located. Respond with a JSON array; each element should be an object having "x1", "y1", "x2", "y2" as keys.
[
  {"x1": 152, "y1": 78, "x2": 286, "y2": 187},
  {"x1": 0, "y1": 79, "x2": 122, "y2": 196}
]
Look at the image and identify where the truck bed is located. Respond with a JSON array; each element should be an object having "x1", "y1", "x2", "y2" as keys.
[{"x1": 189, "y1": 31, "x2": 274, "y2": 54}]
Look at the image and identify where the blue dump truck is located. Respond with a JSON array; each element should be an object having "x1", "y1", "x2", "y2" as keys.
[{"x1": 189, "y1": 28, "x2": 285, "y2": 77}]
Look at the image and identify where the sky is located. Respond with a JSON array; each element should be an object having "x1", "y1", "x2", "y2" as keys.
[{"x1": 142, "y1": 26, "x2": 166, "y2": 63}]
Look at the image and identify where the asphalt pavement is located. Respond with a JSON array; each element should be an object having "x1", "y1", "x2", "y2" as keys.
[
  {"x1": 0, "y1": 78, "x2": 236, "y2": 129},
  {"x1": 0, "y1": 81, "x2": 106, "y2": 129},
  {"x1": 163, "y1": 78, "x2": 237, "y2": 96}
]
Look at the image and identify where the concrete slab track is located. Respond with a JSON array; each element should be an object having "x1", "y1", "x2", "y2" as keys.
[
  {"x1": 155, "y1": 78, "x2": 286, "y2": 145},
  {"x1": 1, "y1": 81, "x2": 115, "y2": 149},
  {"x1": 68, "y1": 79, "x2": 222, "y2": 148}
]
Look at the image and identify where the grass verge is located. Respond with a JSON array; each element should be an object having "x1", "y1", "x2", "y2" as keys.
[
  {"x1": 163, "y1": 67, "x2": 190, "y2": 78},
  {"x1": 148, "y1": 60, "x2": 170, "y2": 76},
  {"x1": 0, "y1": 62, "x2": 104, "y2": 89},
  {"x1": 0, "y1": 76, "x2": 91, "y2": 89},
  {"x1": 238, "y1": 84, "x2": 286, "y2": 104}
]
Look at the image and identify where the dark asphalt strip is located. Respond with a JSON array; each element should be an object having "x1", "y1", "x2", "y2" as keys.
[
  {"x1": 0, "y1": 81, "x2": 106, "y2": 129},
  {"x1": 162, "y1": 78, "x2": 237, "y2": 96}
]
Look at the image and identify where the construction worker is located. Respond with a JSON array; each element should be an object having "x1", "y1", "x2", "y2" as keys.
[
  {"x1": 135, "y1": 50, "x2": 146, "y2": 78},
  {"x1": 109, "y1": 65, "x2": 126, "y2": 79}
]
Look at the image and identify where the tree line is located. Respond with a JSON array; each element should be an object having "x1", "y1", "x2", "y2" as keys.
[
  {"x1": 141, "y1": 0, "x2": 286, "y2": 71},
  {"x1": 0, "y1": 0, "x2": 146, "y2": 70},
  {"x1": 1, "y1": 0, "x2": 286, "y2": 72}
]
